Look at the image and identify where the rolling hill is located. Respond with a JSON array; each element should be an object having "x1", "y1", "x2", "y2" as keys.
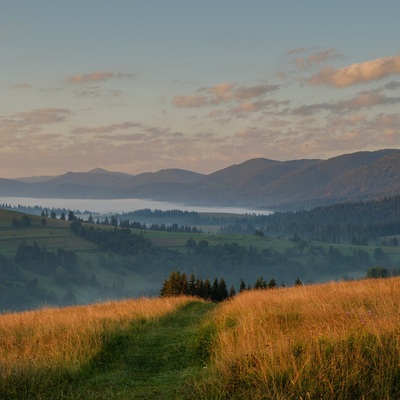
[{"x1": 2, "y1": 149, "x2": 400, "y2": 210}]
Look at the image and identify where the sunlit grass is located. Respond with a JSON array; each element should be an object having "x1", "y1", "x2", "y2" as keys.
[
  {"x1": 0, "y1": 296, "x2": 194, "y2": 372},
  {"x1": 196, "y1": 278, "x2": 400, "y2": 399}
]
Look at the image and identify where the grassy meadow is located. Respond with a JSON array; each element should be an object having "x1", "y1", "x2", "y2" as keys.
[
  {"x1": 194, "y1": 277, "x2": 400, "y2": 399},
  {"x1": 0, "y1": 296, "x2": 209, "y2": 399},
  {"x1": 1, "y1": 278, "x2": 399, "y2": 399}
]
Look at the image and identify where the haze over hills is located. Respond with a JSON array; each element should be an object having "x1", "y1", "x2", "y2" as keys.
[{"x1": 2, "y1": 149, "x2": 400, "y2": 210}]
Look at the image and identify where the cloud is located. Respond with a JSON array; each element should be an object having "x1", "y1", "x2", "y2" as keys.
[
  {"x1": 234, "y1": 84, "x2": 280, "y2": 100},
  {"x1": 235, "y1": 128, "x2": 267, "y2": 139},
  {"x1": 14, "y1": 108, "x2": 72, "y2": 125},
  {"x1": 230, "y1": 99, "x2": 279, "y2": 115},
  {"x1": 308, "y1": 56, "x2": 400, "y2": 87},
  {"x1": 294, "y1": 48, "x2": 342, "y2": 70},
  {"x1": 172, "y1": 95, "x2": 207, "y2": 108},
  {"x1": 173, "y1": 82, "x2": 280, "y2": 110},
  {"x1": 291, "y1": 103, "x2": 333, "y2": 116},
  {"x1": 73, "y1": 86, "x2": 102, "y2": 98},
  {"x1": 208, "y1": 83, "x2": 235, "y2": 104},
  {"x1": 72, "y1": 121, "x2": 174, "y2": 142},
  {"x1": 368, "y1": 113, "x2": 400, "y2": 131},
  {"x1": 65, "y1": 71, "x2": 134, "y2": 84},
  {"x1": 0, "y1": 108, "x2": 72, "y2": 137},
  {"x1": 291, "y1": 89, "x2": 400, "y2": 116},
  {"x1": 72, "y1": 122, "x2": 142, "y2": 134},
  {"x1": 384, "y1": 81, "x2": 400, "y2": 90}
]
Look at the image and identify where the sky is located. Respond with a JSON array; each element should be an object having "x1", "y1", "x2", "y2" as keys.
[{"x1": 1, "y1": 1, "x2": 400, "y2": 178}]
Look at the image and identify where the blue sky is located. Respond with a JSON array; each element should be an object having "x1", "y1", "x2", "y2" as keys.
[{"x1": 1, "y1": 1, "x2": 400, "y2": 178}]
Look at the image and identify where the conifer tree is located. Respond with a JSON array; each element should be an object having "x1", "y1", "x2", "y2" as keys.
[
  {"x1": 268, "y1": 278, "x2": 277, "y2": 289},
  {"x1": 254, "y1": 276, "x2": 267, "y2": 289},
  {"x1": 217, "y1": 277, "x2": 229, "y2": 301},
  {"x1": 211, "y1": 277, "x2": 219, "y2": 301}
]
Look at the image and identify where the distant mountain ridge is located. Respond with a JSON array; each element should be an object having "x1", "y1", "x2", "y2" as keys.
[{"x1": 2, "y1": 149, "x2": 400, "y2": 210}]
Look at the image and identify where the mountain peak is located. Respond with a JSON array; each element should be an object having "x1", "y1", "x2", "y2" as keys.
[{"x1": 87, "y1": 168, "x2": 111, "y2": 174}]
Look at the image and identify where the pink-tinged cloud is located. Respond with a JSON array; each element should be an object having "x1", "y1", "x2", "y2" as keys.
[
  {"x1": 309, "y1": 56, "x2": 400, "y2": 87},
  {"x1": 291, "y1": 89, "x2": 400, "y2": 116},
  {"x1": 173, "y1": 82, "x2": 280, "y2": 109},
  {"x1": 235, "y1": 128, "x2": 267, "y2": 139},
  {"x1": 234, "y1": 84, "x2": 279, "y2": 100},
  {"x1": 0, "y1": 108, "x2": 72, "y2": 137},
  {"x1": 172, "y1": 95, "x2": 207, "y2": 108},
  {"x1": 231, "y1": 99, "x2": 279, "y2": 115},
  {"x1": 295, "y1": 48, "x2": 341, "y2": 70},
  {"x1": 65, "y1": 71, "x2": 134, "y2": 84},
  {"x1": 208, "y1": 83, "x2": 235, "y2": 104},
  {"x1": 72, "y1": 122, "x2": 142, "y2": 134},
  {"x1": 17, "y1": 108, "x2": 72, "y2": 125}
]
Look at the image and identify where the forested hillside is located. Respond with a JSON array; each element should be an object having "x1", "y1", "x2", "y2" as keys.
[
  {"x1": 221, "y1": 195, "x2": 400, "y2": 245},
  {"x1": 2, "y1": 196, "x2": 400, "y2": 312}
]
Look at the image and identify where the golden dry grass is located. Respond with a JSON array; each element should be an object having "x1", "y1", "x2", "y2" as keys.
[
  {"x1": 0, "y1": 296, "x2": 195, "y2": 372},
  {"x1": 202, "y1": 278, "x2": 400, "y2": 399}
]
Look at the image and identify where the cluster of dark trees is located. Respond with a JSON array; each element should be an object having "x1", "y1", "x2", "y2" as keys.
[
  {"x1": 15, "y1": 242, "x2": 78, "y2": 275},
  {"x1": 0, "y1": 244, "x2": 82, "y2": 311},
  {"x1": 160, "y1": 271, "x2": 304, "y2": 302},
  {"x1": 70, "y1": 221, "x2": 153, "y2": 256},
  {"x1": 160, "y1": 271, "x2": 231, "y2": 301},
  {"x1": 11, "y1": 215, "x2": 32, "y2": 227},
  {"x1": 0, "y1": 237, "x2": 137, "y2": 311}
]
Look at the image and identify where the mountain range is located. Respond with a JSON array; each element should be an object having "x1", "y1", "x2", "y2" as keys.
[{"x1": 2, "y1": 149, "x2": 400, "y2": 210}]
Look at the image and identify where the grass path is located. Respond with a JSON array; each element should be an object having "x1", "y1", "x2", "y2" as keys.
[{"x1": 69, "y1": 301, "x2": 216, "y2": 399}]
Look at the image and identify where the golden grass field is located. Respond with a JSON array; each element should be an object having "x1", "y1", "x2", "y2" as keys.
[
  {"x1": 0, "y1": 296, "x2": 194, "y2": 372},
  {"x1": 1, "y1": 279, "x2": 399, "y2": 399},
  {"x1": 198, "y1": 278, "x2": 400, "y2": 399}
]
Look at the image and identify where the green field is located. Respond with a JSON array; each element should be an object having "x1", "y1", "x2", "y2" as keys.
[{"x1": 0, "y1": 207, "x2": 399, "y2": 311}]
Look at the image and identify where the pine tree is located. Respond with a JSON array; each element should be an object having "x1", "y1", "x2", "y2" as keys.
[
  {"x1": 268, "y1": 278, "x2": 277, "y2": 289},
  {"x1": 159, "y1": 271, "x2": 188, "y2": 297},
  {"x1": 254, "y1": 276, "x2": 267, "y2": 289},
  {"x1": 211, "y1": 277, "x2": 219, "y2": 301},
  {"x1": 294, "y1": 277, "x2": 303, "y2": 286},
  {"x1": 203, "y1": 279, "x2": 211, "y2": 300},
  {"x1": 239, "y1": 278, "x2": 247, "y2": 292},
  {"x1": 217, "y1": 277, "x2": 229, "y2": 301}
]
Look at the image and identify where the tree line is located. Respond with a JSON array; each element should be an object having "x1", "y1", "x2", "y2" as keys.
[
  {"x1": 220, "y1": 195, "x2": 400, "y2": 245},
  {"x1": 160, "y1": 270, "x2": 304, "y2": 301}
]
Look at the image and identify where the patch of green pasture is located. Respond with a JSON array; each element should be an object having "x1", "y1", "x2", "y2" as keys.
[
  {"x1": 0, "y1": 225, "x2": 98, "y2": 255},
  {"x1": 74, "y1": 301, "x2": 216, "y2": 399}
]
